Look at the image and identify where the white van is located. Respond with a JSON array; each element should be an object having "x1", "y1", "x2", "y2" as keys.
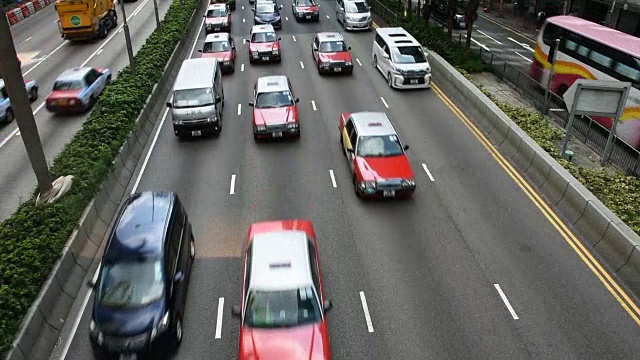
[
  {"x1": 372, "y1": 27, "x2": 431, "y2": 89},
  {"x1": 335, "y1": 0, "x2": 372, "y2": 30},
  {"x1": 166, "y1": 58, "x2": 224, "y2": 139}
]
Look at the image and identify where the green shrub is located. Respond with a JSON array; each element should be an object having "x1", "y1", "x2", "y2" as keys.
[
  {"x1": 472, "y1": 81, "x2": 640, "y2": 236},
  {"x1": 0, "y1": 0, "x2": 198, "y2": 355}
]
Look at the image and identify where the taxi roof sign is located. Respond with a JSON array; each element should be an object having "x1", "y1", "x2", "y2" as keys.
[
  {"x1": 368, "y1": 122, "x2": 383, "y2": 126},
  {"x1": 269, "y1": 261, "x2": 292, "y2": 268}
]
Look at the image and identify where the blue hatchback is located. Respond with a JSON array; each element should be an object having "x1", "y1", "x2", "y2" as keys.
[
  {"x1": 88, "y1": 191, "x2": 196, "y2": 359},
  {"x1": 253, "y1": 1, "x2": 284, "y2": 29}
]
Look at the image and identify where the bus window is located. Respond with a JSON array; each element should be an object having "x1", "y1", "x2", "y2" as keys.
[
  {"x1": 588, "y1": 51, "x2": 613, "y2": 68},
  {"x1": 614, "y1": 62, "x2": 640, "y2": 82}
]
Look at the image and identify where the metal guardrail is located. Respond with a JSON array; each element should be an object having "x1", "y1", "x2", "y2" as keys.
[{"x1": 368, "y1": 0, "x2": 640, "y2": 177}]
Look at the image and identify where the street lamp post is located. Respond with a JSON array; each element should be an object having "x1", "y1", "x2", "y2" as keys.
[
  {"x1": 152, "y1": 0, "x2": 160, "y2": 27},
  {"x1": 119, "y1": 0, "x2": 136, "y2": 74}
]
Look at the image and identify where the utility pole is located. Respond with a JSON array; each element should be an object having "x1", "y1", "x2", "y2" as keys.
[
  {"x1": 119, "y1": 0, "x2": 136, "y2": 74},
  {"x1": 0, "y1": 13, "x2": 53, "y2": 196},
  {"x1": 152, "y1": 0, "x2": 160, "y2": 27}
]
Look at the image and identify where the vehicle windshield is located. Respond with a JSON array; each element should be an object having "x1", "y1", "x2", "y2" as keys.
[
  {"x1": 319, "y1": 40, "x2": 348, "y2": 52},
  {"x1": 53, "y1": 80, "x2": 83, "y2": 91},
  {"x1": 203, "y1": 40, "x2": 231, "y2": 52},
  {"x1": 97, "y1": 259, "x2": 165, "y2": 308},
  {"x1": 173, "y1": 88, "x2": 215, "y2": 108},
  {"x1": 244, "y1": 287, "x2": 321, "y2": 328},
  {"x1": 256, "y1": 3, "x2": 276, "y2": 13},
  {"x1": 206, "y1": 8, "x2": 226, "y2": 17},
  {"x1": 391, "y1": 45, "x2": 427, "y2": 64},
  {"x1": 251, "y1": 31, "x2": 277, "y2": 43},
  {"x1": 256, "y1": 90, "x2": 294, "y2": 108},
  {"x1": 296, "y1": 0, "x2": 315, "y2": 6},
  {"x1": 357, "y1": 135, "x2": 404, "y2": 157},
  {"x1": 345, "y1": 1, "x2": 369, "y2": 13}
]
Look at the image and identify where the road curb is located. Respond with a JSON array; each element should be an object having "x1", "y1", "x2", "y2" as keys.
[
  {"x1": 2, "y1": 2, "x2": 207, "y2": 359},
  {"x1": 478, "y1": 13, "x2": 536, "y2": 42},
  {"x1": 427, "y1": 48, "x2": 640, "y2": 305}
]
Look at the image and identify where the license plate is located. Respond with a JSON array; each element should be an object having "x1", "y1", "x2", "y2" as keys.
[
  {"x1": 59, "y1": 99, "x2": 68, "y2": 105},
  {"x1": 410, "y1": 79, "x2": 419, "y2": 84},
  {"x1": 334, "y1": 68, "x2": 342, "y2": 72},
  {"x1": 191, "y1": 130, "x2": 202, "y2": 136},
  {"x1": 383, "y1": 190, "x2": 395, "y2": 197},
  {"x1": 261, "y1": 56, "x2": 269, "y2": 61},
  {"x1": 460, "y1": 22, "x2": 466, "y2": 27},
  {"x1": 214, "y1": 27, "x2": 220, "y2": 31},
  {"x1": 119, "y1": 355, "x2": 137, "y2": 360},
  {"x1": 306, "y1": 15, "x2": 311, "y2": 19},
  {"x1": 272, "y1": 131, "x2": 283, "y2": 138}
]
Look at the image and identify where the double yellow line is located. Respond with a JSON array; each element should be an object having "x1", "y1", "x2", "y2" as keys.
[{"x1": 431, "y1": 84, "x2": 640, "y2": 326}]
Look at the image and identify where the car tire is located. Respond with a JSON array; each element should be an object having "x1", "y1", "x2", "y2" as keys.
[
  {"x1": 99, "y1": 22, "x2": 108, "y2": 39},
  {"x1": 253, "y1": 134, "x2": 260, "y2": 142},
  {"x1": 387, "y1": 72, "x2": 393, "y2": 88},
  {"x1": 5, "y1": 108, "x2": 15, "y2": 124},
  {"x1": 109, "y1": 10, "x2": 117, "y2": 29},
  {"x1": 174, "y1": 317, "x2": 183, "y2": 346},
  {"x1": 190, "y1": 235, "x2": 195, "y2": 260},
  {"x1": 29, "y1": 87, "x2": 38, "y2": 101},
  {"x1": 352, "y1": 175, "x2": 362, "y2": 198},
  {"x1": 373, "y1": 55, "x2": 377, "y2": 69}
]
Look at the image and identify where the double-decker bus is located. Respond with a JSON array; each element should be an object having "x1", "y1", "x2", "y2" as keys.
[{"x1": 530, "y1": 15, "x2": 640, "y2": 150}]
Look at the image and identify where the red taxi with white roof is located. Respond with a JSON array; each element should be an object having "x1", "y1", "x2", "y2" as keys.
[
  {"x1": 198, "y1": 33, "x2": 236, "y2": 73},
  {"x1": 312, "y1": 32, "x2": 353, "y2": 75},
  {"x1": 339, "y1": 112, "x2": 416, "y2": 198},
  {"x1": 247, "y1": 25, "x2": 281, "y2": 63},
  {"x1": 249, "y1": 75, "x2": 300, "y2": 140},
  {"x1": 45, "y1": 67, "x2": 111, "y2": 114},
  {"x1": 292, "y1": 0, "x2": 319, "y2": 22},
  {"x1": 231, "y1": 219, "x2": 333, "y2": 360},
  {"x1": 204, "y1": 4, "x2": 231, "y2": 33}
]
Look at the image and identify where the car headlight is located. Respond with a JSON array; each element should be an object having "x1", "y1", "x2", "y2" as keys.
[
  {"x1": 207, "y1": 115, "x2": 218, "y2": 122},
  {"x1": 272, "y1": 49, "x2": 279, "y2": 55},
  {"x1": 287, "y1": 122, "x2": 298, "y2": 129},
  {"x1": 151, "y1": 312, "x2": 170, "y2": 341},
  {"x1": 275, "y1": 16, "x2": 281, "y2": 21},
  {"x1": 402, "y1": 179, "x2": 416, "y2": 187},
  {"x1": 252, "y1": 51, "x2": 258, "y2": 57},
  {"x1": 173, "y1": 119, "x2": 182, "y2": 125},
  {"x1": 345, "y1": 61, "x2": 352, "y2": 66},
  {"x1": 254, "y1": 16, "x2": 260, "y2": 22},
  {"x1": 69, "y1": 99, "x2": 77, "y2": 105},
  {"x1": 358, "y1": 181, "x2": 376, "y2": 189},
  {"x1": 425, "y1": 67, "x2": 431, "y2": 74},
  {"x1": 90, "y1": 320, "x2": 104, "y2": 345},
  {"x1": 256, "y1": 125, "x2": 266, "y2": 131}
]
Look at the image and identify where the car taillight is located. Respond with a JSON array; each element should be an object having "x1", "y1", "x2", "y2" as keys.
[
  {"x1": 69, "y1": 98, "x2": 78, "y2": 105},
  {"x1": 311, "y1": 6, "x2": 318, "y2": 11}
]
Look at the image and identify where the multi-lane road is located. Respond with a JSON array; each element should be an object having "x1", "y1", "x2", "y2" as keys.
[
  {"x1": 51, "y1": 1, "x2": 640, "y2": 359},
  {"x1": 0, "y1": 0, "x2": 175, "y2": 221}
]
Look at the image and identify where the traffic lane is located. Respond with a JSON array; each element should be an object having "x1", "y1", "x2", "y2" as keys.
[
  {"x1": 10, "y1": 5, "x2": 59, "y2": 47},
  {"x1": 352, "y1": 26, "x2": 640, "y2": 358},
  {"x1": 0, "y1": 0, "x2": 173, "y2": 222},
  {"x1": 475, "y1": 15, "x2": 536, "y2": 46}
]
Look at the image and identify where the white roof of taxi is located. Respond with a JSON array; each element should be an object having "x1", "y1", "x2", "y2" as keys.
[
  {"x1": 207, "y1": 3, "x2": 225, "y2": 9},
  {"x1": 317, "y1": 32, "x2": 344, "y2": 42},
  {"x1": 351, "y1": 112, "x2": 397, "y2": 137},
  {"x1": 256, "y1": 75, "x2": 289, "y2": 93},
  {"x1": 56, "y1": 67, "x2": 92, "y2": 82},
  {"x1": 251, "y1": 24, "x2": 275, "y2": 33},
  {"x1": 249, "y1": 230, "x2": 313, "y2": 291},
  {"x1": 205, "y1": 33, "x2": 230, "y2": 42}
]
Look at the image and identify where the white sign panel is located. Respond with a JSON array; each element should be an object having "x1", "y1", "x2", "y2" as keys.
[{"x1": 563, "y1": 80, "x2": 631, "y2": 116}]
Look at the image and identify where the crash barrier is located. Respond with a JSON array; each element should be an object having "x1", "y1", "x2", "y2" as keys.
[
  {"x1": 5, "y1": 0, "x2": 53, "y2": 26},
  {"x1": 2, "y1": 4, "x2": 205, "y2": 360},
  {"x1": 6, "y1": 11, "x2": 18, "y2": 25},
  {"x1": 427, "y1": 48, "x2": 640, "y2": 300}
]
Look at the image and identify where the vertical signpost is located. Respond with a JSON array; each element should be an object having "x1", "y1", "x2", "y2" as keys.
[
  {"x1": 560, "y1": 79, "x2": 631, "y2": 165},
  {"x1": 544, "y1": 38, "x2": 560, "y2": 115}
]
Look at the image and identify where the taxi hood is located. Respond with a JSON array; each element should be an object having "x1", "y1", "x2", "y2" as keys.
[
  {"x1": 355, "y1": 155, "x2": 414, "y2": 181},
  {"x1": 318, "y1": 51, "x2": 351, "y2": 63},
  {"x1": 240, "y1": 324, "x2": 327, "y2": 360},
  {"x1": 201, "y1": 51, "x2": 232, "y2": 62},
  {"x1": 253, "y1": 106, "x2": 297, "y2": 126},
  {"x1": 250, "y1": 41, "x2": 278, "y2": 52}
]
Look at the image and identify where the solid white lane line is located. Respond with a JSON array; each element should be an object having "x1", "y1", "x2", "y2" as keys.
[
  {"x1": 52, "y1": 19, "x2": 59, "y2": 24},
  {"x1": 118, "y1": 28, "x2": 123, "y2": 33},
  {"x1": 329, "y1": 170, "x2": 337, "y2": 188},
  {"x1": 421, "y1": 163, "x2": 434, "y2": 181},
  {"x1": 494, "y1": 284, "x2": 519, "y2": 320},
  {"x1": 215, "y1": 297, "x2": 224, "y2": 338},
  {"x1": 241, "y1": 63, "x2": 245, "y2": 72},
  {"x1": 464, "y1": 35, "x2": 490, "y2": 51},
  {"x1": 230, "y1": 174, "x2": 236, "y2": 195},
  {"x1": 311, "y1": 100, "x2": 316, "y2": 111},
  {"x1": 0, "y1": 102, "x2": 46, "y2": 149},
  {"x1": 97, "y1": 49, "x2": 103, "y2": 55},
  {"x1": 23, "y1": 41, "x2": 66, "y2": 76},
  {"x1": 237, "y1": 104, "x2": 242, "y2": 115},
  {"x1": 356, "y1": 58, "x2": 362, "y2": 66},
  {"x1": 59, "y1": 287, "x2": 93, "y2": 358},
  {"x1": 25, "y1": 37, "x2": 32, "y2": 42},
  {"x1": 359, "y1": 291, "x2": 374, "y2": 332},
  {"x1": 189, "y1": 19, "x2": 206, "y2": 56},
  {"x1": 300, "y1": 61, "x2": 304, "y2": 69},
  {"x1": 515, "y1": 52, "x2": 533, "y2": 63},
  {"x1": 380, "y1": 97, "x2": 389, "y2": 108},
  {"x1": 292, "y1": 35, "x2": 296, "y2": 42},
  {"x1": 477, "y1": 30, "x2": 502, "y2": 44},
  {"x1": 130, "y1": 108, "x2": 170, "y2": 194}
]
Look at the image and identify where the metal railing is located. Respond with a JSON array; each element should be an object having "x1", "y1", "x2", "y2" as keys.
[{"x1": 368, "y1": 0, "x2": 640, "y2": 177}]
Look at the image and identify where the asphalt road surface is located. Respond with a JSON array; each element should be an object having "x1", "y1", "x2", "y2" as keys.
[
  {"x1": 55, "y1": 1, "x2": 640, "y2": 359},
  {"x1": 0, "y1": 0, "x2": 174, "y2": 221}
]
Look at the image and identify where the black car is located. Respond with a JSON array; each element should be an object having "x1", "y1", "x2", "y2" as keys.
[
  {"x1": 253, "y1": 1, "x2": 284, "y2": 29},
  {"x1": 88, "y1": 191, "x2": 196, "y2": 359}
]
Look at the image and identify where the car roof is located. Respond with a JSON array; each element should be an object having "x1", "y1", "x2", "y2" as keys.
[
  {"x1": 0, "y1": 79, "x2": 4, "y2": 89},
  {"x1": 317, "y1": 32, "x2": 344, "y2": 42},
  {"x1": 249, "y1": 230, "x2": 313, "y2": 291},
  {"x1": 174, "y1": 58, "x2": 218, "y2": 91},
  {"x1": 376, "y1": 27, "x2": 421, "y2": 47},
  {"x1": 256, "y1": 75, "x2": 290, "y2": 93},
  {"x1": 103, "y1": 191, "x2": 176, "y2": 262},
  {"x1": 56, "y1": 67, "x2": 92, "y2": 82},
  {"x1": 251, "y1": 24, "x2": 275, "y2": 33},
  {"x1": 207, "y1": 3, "x2": 226, "y2": 10},
  {"x1": 350, "y1": 112, "x2": 397, "y2": 137},
  {"x1": 205, "y1": 32, "x2": 230, "y2": 42}
]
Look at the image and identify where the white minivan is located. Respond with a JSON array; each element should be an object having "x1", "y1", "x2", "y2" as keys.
[{"x1": 372, "y1": 27, "x2": 431, "y2": 89}]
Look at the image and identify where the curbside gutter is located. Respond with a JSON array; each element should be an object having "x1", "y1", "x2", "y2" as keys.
[
  {"x1": 427, "y1": 48, "x2": 640, "y2": 301},
  {"x1": 2, "y1": 2, "x2": 206, "y2": 359}
]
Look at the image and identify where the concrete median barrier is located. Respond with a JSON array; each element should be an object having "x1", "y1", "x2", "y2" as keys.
[{"x1": 426, "y1": 48, "x2": 640, "y2": 300}]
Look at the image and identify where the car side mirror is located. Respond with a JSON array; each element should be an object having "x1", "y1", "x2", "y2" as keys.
[
  {"x1": 323, "y1": 300, "x2": 333, "y2": 312},
  {"x1": 251, "y1": 8, "x2": 254, "y2": 11},
  {"x1": 348, "y1": 46, "x2": 351, "y2": 50},
  {"x1": 231, "y1": 305, "x2": 241, "y2": 317},
  {"x1": 278, "y1": 37, "x2": 282, "y2": 41},
  {"x1": 198, "y1": 49, "x2": 203, "y2": 52},
  {"x1": 312, "y1": 44, "x2": 317, "y2": 51},
  {"x1": 86, "y1": 278, "x2": 96, "y2": 288},
  {"x1": 203, "y1": 14, "x2": 206, "y2": 17},
  {"x1": 215, "y1": 95, "x2": 222, "y2": 103},
  {"x1": 347, "y1": 148, "x2": 354, "y2": 153},
  {"x1": 382, "y1": 53, "x2": 390, "y2": 59},
  {"x1": 403, "y1": 145, "x2": 409, "y2": 151},
  {"x1": 174, "y1": 272, "x2": 184, "y2": 283},
  {"x1": 248, "y1": 102, "x2": 254, "y2": 107},
  {"x1": 245, "y1": 38, "x2": 250, "y2": 43},
  {"x1": 339, "y1": 6, "x2": 343, "y2": 11},
  {"x1": 166, "y1": 101, "x2": 172, "y2": 108},
  {"x1": 295, "y1": 98, "x2": 300, "y2": 103}
]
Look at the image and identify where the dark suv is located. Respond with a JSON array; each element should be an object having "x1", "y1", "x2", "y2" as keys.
[{"x1": 88, "y1": 191, "x2": 196, "y2": 359}]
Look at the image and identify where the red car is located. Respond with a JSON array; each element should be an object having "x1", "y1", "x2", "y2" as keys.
[
  {"x1": 312, "y1": 32, "x2": 353, "y2": 75},
  {"x1": 249, "y1": 75, "x2": 300, "y2": 140},
  {"x1": 231, "y1": 219, "x2": 333, "y2": 360},
  {"x1": 199, "y1": 33, "x2": 236, "y2": 73},
  {"x1": 204, "y1": 3, "x2": 231, "y2": 33},
  {"x1": 247, "y1": 24, "x2": 281, "y2": 64},
  {"x1": 339, "y1": 111, "x2": 416, "y2": 198}
]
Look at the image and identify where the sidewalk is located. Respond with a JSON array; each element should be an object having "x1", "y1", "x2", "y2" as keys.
[{"x1": 477, "y1": 2, "x2": 538, "y2": 41}]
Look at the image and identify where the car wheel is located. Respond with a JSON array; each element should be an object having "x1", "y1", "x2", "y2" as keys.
[
  {"x1": 387, "y1": 72, "x2": 393, "y2": 88},
  {"x1": 5, "y1": 108, "x2": 15, "y2": 124},
  {"x1": 352, "y1": 176, "x2": 362, "y2": 198},
  {"x1": 230, "y1": 64, "x2": 235, "y2": 73},
  {"x1": 174, "y1": 317, "x2": 183, "y2": 345},
  {"x1": 29, "y1": 87, "x2": 38, "y2": 101},
  {"x1": 373, "y1": 55, "x2": 377, "y2": 68},
  {"x1": 190, "y1": 236, "x2": 195, "y2": 260}
]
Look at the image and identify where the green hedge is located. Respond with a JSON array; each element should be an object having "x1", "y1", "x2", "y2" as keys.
[
  {"x1": 371, "y1": 0, "x2": 487, "y2": 73},
  {"x1": 0, "y1": 0, "x2": 198, "y2": 355},
  {"x1": 462, "y1": 71, "x2": 640, "y2": 235}
]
